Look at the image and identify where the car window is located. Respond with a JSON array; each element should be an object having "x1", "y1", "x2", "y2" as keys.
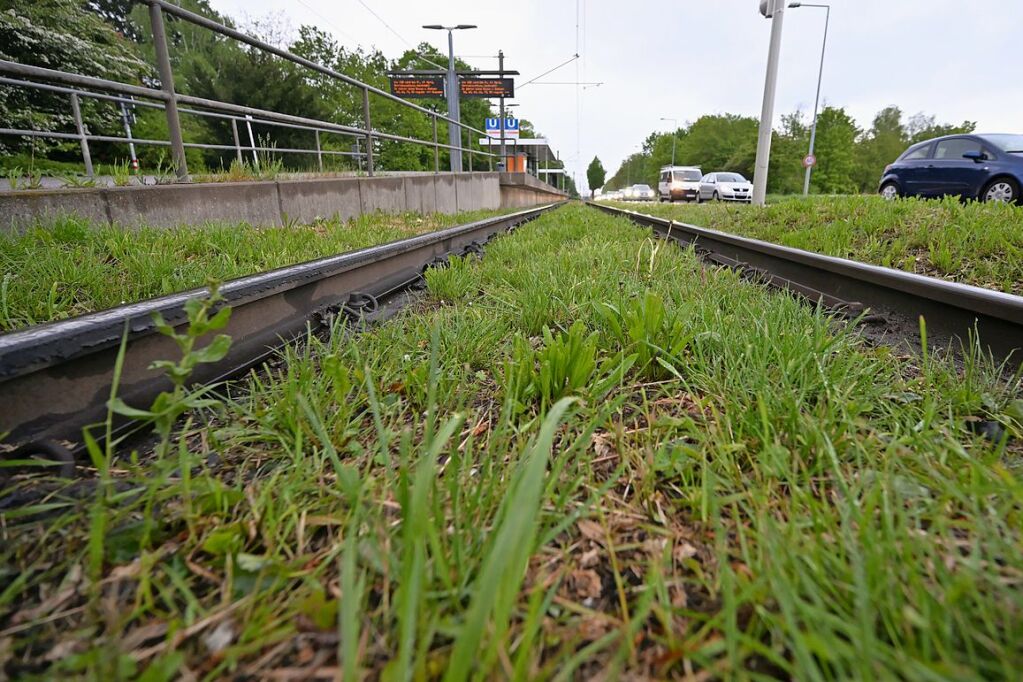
[
  {"x1": 902, "y1": 144, "x2": 932, "y2": 160},
  {"x1": 716, "y1": 173, "x2": 746, "y2": 182},
  {"x1": 980, "y1": 134, "x2": 1023, "y2": 152},
  {"x1": 673, "y1": 170, "x2": 702, "y2": 181},
  {"x1": 934, "y1": 138, "x2": 984, "y2": 160}
]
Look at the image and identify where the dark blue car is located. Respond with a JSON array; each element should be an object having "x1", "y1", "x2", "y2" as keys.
[{"x1": 878, "y1": 133, "x2": 1023, "y2": 204}]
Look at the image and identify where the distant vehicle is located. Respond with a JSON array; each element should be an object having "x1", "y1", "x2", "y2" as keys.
[
  {"x1": 879, "y1": 133, "x2": 1023, "y2": 204},
  {"x1": 657, "y1": 166, "x2": 703, "y2": 202},
  {"x1": 628, "y1": 184, "x2": 656, "y2": 201},
  {"x1": 697, "y1": 172, "x2": 753, "y2": 203}
]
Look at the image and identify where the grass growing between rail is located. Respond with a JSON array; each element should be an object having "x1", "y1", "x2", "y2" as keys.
[
  {"x1": 0, "y1": 208, "x2": 513, "y2": 332},
  {"x1": 3, "y1": 204, "x2": 1023, "y2": 678},
  {"x1": 610, "y1": 195, "x2": 1023, "y2": 295}
]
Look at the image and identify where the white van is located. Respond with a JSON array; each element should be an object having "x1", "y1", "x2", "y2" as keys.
[{"x1": 657, "y1": 166, "x2": 703, "y2": 202}]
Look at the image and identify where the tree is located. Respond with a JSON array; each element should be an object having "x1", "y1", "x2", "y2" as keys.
[
  {"x1": 852, "y1": 105, "x2": 907, "y2": 191},
  {"x1": 586, "y1": 156, "x2": 606, "y2": 193},
  {"x1": 810, "y1": 106, "x2": 859, "y2": 193},
  {"x1": 0, "y1": 0, "x2": 149, "y2": 155}
]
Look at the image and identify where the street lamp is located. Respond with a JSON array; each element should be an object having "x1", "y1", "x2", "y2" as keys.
[
  {"x1": 660, "y1": 117, "x2": 677, "y2": 166},
  {"x1": 789, "y1": 2, "x2": 830, "y2": 195},
  {"x1": 752, "y1": 0, "x2": 787, "y2": 206},
  {"x1": 423, "y1": 24, "x2": 478, "y2": 172}
]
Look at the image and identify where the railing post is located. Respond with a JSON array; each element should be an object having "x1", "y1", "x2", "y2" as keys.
[
  {"x1": 432, "y1": 115, "x2": 439, "y2": 174},
  {"x1": 244, "y1": 114, "x2": 258, "y2": 167},
  {"x1": 466, "y1": 128, "x2": 473, "y2": 172},
  {"x1": 148, "y1": 1, "x2": 188, "y2": 180},
  {"x1": 362, "y1": 87, "x2": 374, "y2": 176},
  {"x1": 230, "y1": 118, "x2": 242, "y2": 164},
  {"x1": 69, "y1": 93, "x2": 94, "y2": 177},
  {"x1": 314, "y1": 129, "x2": 323, "y2": 172}
]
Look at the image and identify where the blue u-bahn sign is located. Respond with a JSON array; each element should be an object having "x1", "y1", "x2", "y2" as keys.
[{"x1": 485, "y1": 117, "x2": 520, "y2": 139}]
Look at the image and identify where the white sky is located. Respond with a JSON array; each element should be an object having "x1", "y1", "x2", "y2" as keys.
[{"x1": 212, "y1": 0, "x2": 1023, "y2": 190}]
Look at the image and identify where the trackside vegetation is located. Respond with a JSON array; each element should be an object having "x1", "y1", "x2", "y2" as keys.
[
  {"x1": 611, "y1": 195, "x2": 1023, "y2": 295},
  {"x1": 2, "y1": 205, "x2": 1022, "y2": 678},
  {"x1": 0, "y1": 208, "x2": 512, "y2": 331}
]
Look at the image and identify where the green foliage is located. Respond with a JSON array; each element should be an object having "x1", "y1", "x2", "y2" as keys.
[
  {"x1": 612, "y1": 195, "x2": 1023, "y2": 295},
  {"x1": 811, "y1": 106, "x2": 860, "y2": 193},
  {"x1": 0, "y1": 0, "x2": 149, "y2": 155},
  {"x1": 424, "y1": 254, "x2": 481, "y2": 302},
  {"x1": 5, "y1": 205, "x2": 1023, "y2": 678},
  {"x1": 504, "y1": 321, "x2": 599, "y2": 411},
  {"x1": 596, "y1": 290, "x2": 693, "y2": 379},
  {"x1": 586, "y1": 155, "x2": 606, "y2": 193},
  {"x1": 109, "y1": 282, "x2": 233, "y2": 457},
  {"x1": 1, "y1": 3, "x2": 505, "y2": 173},
  {"x1": 607, "y1": 104, "x2": 978, "y2": 195},
  {"x1": 0, "y1": 208, "x2": 513, "y2": 331}
]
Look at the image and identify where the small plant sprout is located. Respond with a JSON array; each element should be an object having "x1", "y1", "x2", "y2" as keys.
[{"x1": 108, "y1": 280, "x2": 233, "y2": 459}]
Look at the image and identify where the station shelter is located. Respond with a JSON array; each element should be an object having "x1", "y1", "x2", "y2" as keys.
[{"x1": 478, "y1": 137, "x2": 566, "y2": 191}]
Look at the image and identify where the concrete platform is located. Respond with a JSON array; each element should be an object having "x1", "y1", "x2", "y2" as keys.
[{"x1": 0, "y1": 172, "x2": 566, "y2": 232}]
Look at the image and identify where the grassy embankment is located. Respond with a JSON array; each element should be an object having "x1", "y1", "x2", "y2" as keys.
[
  {"x1": 610, "y1": 195, "x2": 1023, "y2": 295},
  {"x1": 2, "y1": 204, "x2": 1022, "y2": 679},
  {"x1": 0, "y1": 208, "x2": 513, "y2": 332}
]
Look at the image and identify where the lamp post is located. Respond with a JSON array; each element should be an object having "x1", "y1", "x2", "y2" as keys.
[
  {"x1": 660, "y1": 117, "x2": 677, "y2": 166},
  {"x1": 788, "y1": 2, "x2": 830, "y2": 196},
  {"x1": 423, "y1": 24, "x2": 477, "y2": 172},
  {"x1": 752, "y1": 0, "x2": 786, "y2": 206}
]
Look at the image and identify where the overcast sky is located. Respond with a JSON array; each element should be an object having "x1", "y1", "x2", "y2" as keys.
[{"x1": 212, "y1": 0, "x2": 1023, "y2": 189}]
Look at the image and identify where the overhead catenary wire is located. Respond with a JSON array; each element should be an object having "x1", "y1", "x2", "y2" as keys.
[
  {"x1": 516, "y1": 54, "x2": 580, "y2": 90},
  {"x1": 351, "y1": 0, "x2": 448, "y2": 70}
]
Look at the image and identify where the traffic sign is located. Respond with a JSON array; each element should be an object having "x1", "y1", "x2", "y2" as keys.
[{"x1": 802, "y1": 154, "x2": 817, "y2": 168}]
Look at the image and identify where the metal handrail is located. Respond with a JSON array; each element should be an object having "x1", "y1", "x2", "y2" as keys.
[
  {"x1": 0, "y1": 0, "x2": 498, "y2": 180},
  {"x1": 142, "y1": 0, "x2": 489, "y2": 138}
]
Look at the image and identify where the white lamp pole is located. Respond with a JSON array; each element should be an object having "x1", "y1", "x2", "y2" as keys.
[
  {"x1": 789, "y1": 2, "x2": 831, "y2": 196},
  {"x1": 752, "y1": 0, "x2": 787, "y2": 206},
  {"x1": 423, "y1": 24, "x2": 477, "y2": 172},
  {"x1": 660, "y1": 117, "x2": 677, "y2": 166}
]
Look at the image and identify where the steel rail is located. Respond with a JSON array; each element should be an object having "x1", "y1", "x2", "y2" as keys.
[
  {"x1": 0, "y1": 203, "x2": 563, "y2": 451},
  {"x1": 588, "y1": 202, "x2": 1023, "y2": 365}
]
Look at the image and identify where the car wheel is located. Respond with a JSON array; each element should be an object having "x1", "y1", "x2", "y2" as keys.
[
  {"x1": 695, "y1": 193, "x2": 702, "y2": 204},
  {"x1": 880, "y1": 182, "x2": 900, "y2": 201},
  {"x1": 712, "y1": 191, "x2": 720, "y2": 202},
  {"x1": 982, "y1": 178, "x2": 1019, "y2": 204}
]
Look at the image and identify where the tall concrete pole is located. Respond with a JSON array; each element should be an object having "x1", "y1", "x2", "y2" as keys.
[
  {"x1": 498, "y1": 49, "x2": 506, "y2": 170},
  {"x1": 446, "y1": 29, "x2": 462, "y2": 172},
  {"x1": 752, "y1": 1, "x2": 786, "y2": 206}
]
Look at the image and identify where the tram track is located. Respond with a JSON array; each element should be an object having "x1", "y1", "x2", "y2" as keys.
[
  {"x1": 588, "y1": 201, "x2": 1023, "y2": 368},
  {"x1": 0, "y1": 202, "x2": 564, "y2": 461}
]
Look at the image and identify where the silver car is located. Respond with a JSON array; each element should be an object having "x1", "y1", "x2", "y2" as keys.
[
  {"x1": 697, "y1": 172, "x2": 753, "y2": 203},
  {"x1": 628, "y1": 183, "x2": 656, "y2": 202}
]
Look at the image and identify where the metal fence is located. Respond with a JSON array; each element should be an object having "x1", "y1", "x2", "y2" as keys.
[{"x1": 0, "y1": 0, "x2": 496, "y2": 180}]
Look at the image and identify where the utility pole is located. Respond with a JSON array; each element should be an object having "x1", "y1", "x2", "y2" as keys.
[
  {"x1": 498, "y1": 49, "x2": 506, "y2": 171},
  {"x1": 752, "y1": 0, "x2": 786, "y2": 206}
]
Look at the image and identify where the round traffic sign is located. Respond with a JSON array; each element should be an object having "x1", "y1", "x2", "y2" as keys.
[{"x1": 802, "y1": 154, "x2": 817, "y2": 168}]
